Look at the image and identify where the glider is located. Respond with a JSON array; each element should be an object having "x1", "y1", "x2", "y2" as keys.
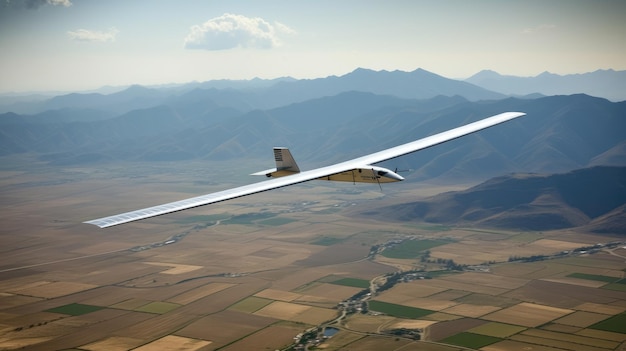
[{"x1": 85, "y1": 111, "x2": 525, "y2": 228}]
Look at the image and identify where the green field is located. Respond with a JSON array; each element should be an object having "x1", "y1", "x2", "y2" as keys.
[
  {"x1": 135, "y1": 301, "x2": 180, "y2": 314},
  {"x1": 258, "y1": 217, "x2": 297, "y2": 226},
  {"x1": 330, "y1": 278, "x2": 370, "y2": 289},
  {"x1": 589, "y1": 312, "x2": 626, "y2": 333},
  {"x1": 229, "y1": 296, "x2": 274, "y2": 313},
  {"x1": 441, "y1": 332, "x2": 501, "y2": 349},
  {"x1": 381, "y1": 239, "x2": 450, "y2": 259},
  {"x1": 311, "y1": 236, "x2": 344, "y2": 246},
  {"x1": 368, "y1": 301, "x2": 434, "y2": 319},
  {"x1": 46, "y1": 303, "x2": 105, "y2": 316}
]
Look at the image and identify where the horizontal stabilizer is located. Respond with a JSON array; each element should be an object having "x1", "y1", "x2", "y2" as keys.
[{"x1": 252, "y1": 147, "x2": 301, "y2": 178}]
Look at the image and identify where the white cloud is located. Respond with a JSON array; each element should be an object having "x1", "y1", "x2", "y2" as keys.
[
  {"x1": 184, "y1": 13, "x2": 295, "y2": 50},
  {"x1": 67, "y1": 28, "x2": 118, "y2": 43},
  {"x1": 522, "y1": 24, "x2": 556, "y2": 34}
]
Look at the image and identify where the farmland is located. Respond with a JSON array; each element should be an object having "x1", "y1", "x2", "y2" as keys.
[{"x1": 0, "y1": 159, "x2": 624, "y2": 350}]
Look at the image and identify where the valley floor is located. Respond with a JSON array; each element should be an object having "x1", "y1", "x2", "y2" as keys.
[{"x1": 0, "y1": 160, "x2": 624, "y2": 350}]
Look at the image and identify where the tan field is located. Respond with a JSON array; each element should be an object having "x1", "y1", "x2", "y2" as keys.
[
  {"x1": 0, "y1": 160, "x2": 624, "y2": 351},
  {"x1": 254, "y1": 300, "x2": 337, "y2": 324},
  {"x1": 440, "y1": 303, "x2": 501, "y2": 318},
  {"x1": 81, "y1": 336, "x2": 145, "y2": 351},
  {"x1": 254, "y1": 288, "x2": 302, "y2": 302},
  {"x1": 132, "y1": 335, "x2": 211, "y2": 351},
  {"x1": 483, "y1": 302, "x2": 573, "y2": 327}
]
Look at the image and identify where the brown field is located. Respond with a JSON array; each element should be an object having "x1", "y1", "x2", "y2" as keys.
[
  {"x1": 294, "y1": 282, "x2": 363, "y2": 300},
  {"x1": 554, "y1": 311, "x2": 611, "y2": 327},
  {"x1": 377, "y1": 281, "x2": 448, "y2": 298},
  {"x1": 8, "y1": 281, "x2": 98, "y2": 299},
  {"x1": 483, "y1": 302, "x2": 573, "y2": 327},
  {"x1": 576, "y1": 328, "x2": 626, "y2": 342},
  {"x1": 429, "y1": 237, "x2": 595, "y2": 266},
  {"x1": 426, "y1": 289, "x2": 470, "y2": 301},
  {"x1": 509, "y1": 334, "x2": 614, "y2": 351},
  {"x1": 175, "y1": 310, "x2": 276, "y2": 347},
  {"x1": 0, "y1": 294, "x2": 42, "y2": 310},
  {"x1": 143, "y1": 262, "x2": 203, "y2": 275},
  {"x1": 344, "y1": 314, "x2": 398, "y2": 333},
  {"x1": 541, "y1": 323, "x2": 582, "y2": 333},
  {"x1": 254, "y1": 301, "x2": 311, "y2": 320},
  {"x1": 387, "y1": 319, "x2": 437, "y2": 329},
  {"x1": 540, "y1": 277, "x2": 608, "y2": 288},
  {"x1": 520, "y1": 328, "x2": 620, "y2": 349},
  {"x1": 490, "y1": 261, "x2": 562, "y2": 279},
  {"x1": 412, "y1": 278, "x2": 511, "y2": 295},
  {"x1": 527, "y1": 239, "x2": 588, "y2": 251},
  {"x1": 441, "y1": 303, "x2": 501, "y2": 318},
  {"x1": 293, "y1": 293, "x2": 339, "y2": 307},
  {"x1": 316, "y1": 330, "x2": 365, "y2": 350},
  {"x1": 426, "y1": 317, "x2": 487, "y2": 341},
  {"x1": 502, "y1": 279, "x2": 626, "y2": 308},
  {"x1": 1, "y1": 160, "x2": 625, "y2": 351},
  {"x1": 254, "y1": 288, "x2": 302, "y2": 302},
  {"x1": 440, "y1": 272, "x2": 528, "y2": 290},
  {"x1": 81, "y1": 336, "x2": 144, "y2": 351},
  {"x1": 219, "y1": 324, "x2": 302, "y2": 351},
  {"x1": 334, "y1": 335, "x2": 414, "y2": 350},
  {"x1": 423, "y1": 312, "x2": 463, "y2": 322},
  {"x1": 467, "y1": 322, "x2": 526, "y2": 338},
  {"x1": 254, "y1": 301, "x2": 337, "y2": 324},
  {"x1": 133, "y1": 335, "x2": 211, "y2": 351},
  {"x1": 167, "y1": 282, "x2": 235, "y2": 305},
  {"x1": 482, "y1": 340, "x2": 566, "y2": 351},
  {"x1": 111, "y1": 298, "x2": 153, "y2": 310},
  {"x1": 0, "y1": 336, "x2": 57, "y2": 350},
  {"x1": 576, "y1": 302, "x2": 626, "y2": 315}
]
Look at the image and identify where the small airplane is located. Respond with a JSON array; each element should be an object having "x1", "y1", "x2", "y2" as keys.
[{"x1": 85, "y1": 111, "x2": 525, "y2": 228}]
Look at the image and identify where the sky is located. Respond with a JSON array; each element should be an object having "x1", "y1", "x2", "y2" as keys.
[{"x1": 1, "y1": 0, "x2": 625, "y2": 93}]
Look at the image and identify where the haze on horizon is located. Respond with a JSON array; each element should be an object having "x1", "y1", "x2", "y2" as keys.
[{"x1": 1, "y1": 0, "x2": 625, "y2": 93}]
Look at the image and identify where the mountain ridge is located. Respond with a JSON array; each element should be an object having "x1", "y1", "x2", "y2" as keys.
[
  {"x1": 0, "y1": 93, "x2": 624, "y2": 183},
  {"x1": 354, "y1": 166, "x2": 626, "y2": 234},
  {"x1": 466, "y1": 69, "x2": 626, "y2": 102}
]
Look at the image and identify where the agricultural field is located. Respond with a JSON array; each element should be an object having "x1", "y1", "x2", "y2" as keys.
[{"x1": 0, "y1": 160, "x2": 624, "y2": 350}]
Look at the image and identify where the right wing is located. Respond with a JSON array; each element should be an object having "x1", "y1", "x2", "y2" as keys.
[{"x1": 84, "y1": 111, "x2": 525, "y2": 228}]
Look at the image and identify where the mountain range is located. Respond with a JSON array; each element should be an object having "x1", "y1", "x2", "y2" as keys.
[
  {"x1": 466, "y1": 69, "x2": 626, "y2": 102},
  {"x1": 0, "y1": 70, "x2": 626, "y2": 184},
  {"x1": 2, "y1": 67, "x2": 625, "y2": 115},
  {"x1": 355, "y1": 166, "x2": 626, "y2": 234},
  {"x1": 1, "y1": 67, "x2": 624, "y2": 233}
]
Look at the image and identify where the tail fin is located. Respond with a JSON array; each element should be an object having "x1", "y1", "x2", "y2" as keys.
[
  {"x1": 251, "y1": 147, "x2": 301, "y2": 177},
  {"x1": 273, "y1": 147, "x2": 300, "y2": 173}
]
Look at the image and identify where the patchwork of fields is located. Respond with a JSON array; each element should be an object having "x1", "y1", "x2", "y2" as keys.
[{"x1": 0, "y1": 162, "x2": 624, "y2": 350}]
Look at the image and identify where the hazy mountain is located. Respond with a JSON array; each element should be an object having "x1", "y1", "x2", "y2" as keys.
[
  {"x1": 357, "y1": 166, "x2": 626, "y2": 234},
  {"x1": 258, "y1": 68, "x2": 505, "y2": 107},
  {"x1": 0, "y1": 68, "x2": 504, "y2": 115},
  {"x1": 466, "y1": 69, "x2": 626, "y2": 102},
  {"x1": 1, "y1": 92, "x2": 624, "y2": 183}
]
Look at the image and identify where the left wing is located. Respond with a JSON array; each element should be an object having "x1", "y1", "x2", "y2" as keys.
[{"x1": 84, "y1": 111, "x2": 525, "y2": 228}]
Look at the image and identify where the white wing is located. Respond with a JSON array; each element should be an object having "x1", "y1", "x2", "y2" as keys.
[{"x1": 84, "y1": 111, "x2": 525, "y2": 228}]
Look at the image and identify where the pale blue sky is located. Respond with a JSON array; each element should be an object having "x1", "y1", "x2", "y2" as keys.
[{"x1": 1, "y1": 0, "x2": 625, "y2": 93}]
